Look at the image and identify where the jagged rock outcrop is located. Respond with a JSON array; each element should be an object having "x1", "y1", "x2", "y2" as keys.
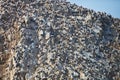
[{"x1": 0, "y1": 0, "x2": 120, "y2": 80}]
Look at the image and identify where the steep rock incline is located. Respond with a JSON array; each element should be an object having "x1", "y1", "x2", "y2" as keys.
[{"x1": 0, "y1": 0, "x2": 120, "y2": 80}]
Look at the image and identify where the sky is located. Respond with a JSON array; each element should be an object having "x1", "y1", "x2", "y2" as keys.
[{"x1": 67, "y1": 0, "x2": 120, "y2": 18}]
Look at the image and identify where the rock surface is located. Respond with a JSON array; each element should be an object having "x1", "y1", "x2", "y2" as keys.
[{"x1": 0, "y1": 0, "x2": 120, "y2": 80}]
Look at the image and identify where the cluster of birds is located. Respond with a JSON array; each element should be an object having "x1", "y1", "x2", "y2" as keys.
[{"x1": 0, "y1": 0, "x2": 120, "y2": 80}]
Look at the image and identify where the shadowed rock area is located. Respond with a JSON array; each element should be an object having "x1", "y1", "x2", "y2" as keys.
[{"x1": 0, "y1": 0, "x2": 120, "y2": 80}]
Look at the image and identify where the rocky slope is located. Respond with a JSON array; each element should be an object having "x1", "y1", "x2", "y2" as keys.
[{"x1": 0, "y1": 0, "x2": 120, "y2": 80}]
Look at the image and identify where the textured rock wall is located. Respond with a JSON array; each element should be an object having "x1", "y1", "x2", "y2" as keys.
[{"x1": 0, "y1": 0, "x2": 120, "y2": 80}]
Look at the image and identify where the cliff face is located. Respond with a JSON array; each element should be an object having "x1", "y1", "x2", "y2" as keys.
[{"x1": 0, "y1": 0, "x2": 120, "y2": 80}]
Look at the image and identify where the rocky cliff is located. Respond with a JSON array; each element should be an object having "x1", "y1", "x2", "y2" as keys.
[{"x1": 0, "y1": 0, "x2": 120, "y2": 80}]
